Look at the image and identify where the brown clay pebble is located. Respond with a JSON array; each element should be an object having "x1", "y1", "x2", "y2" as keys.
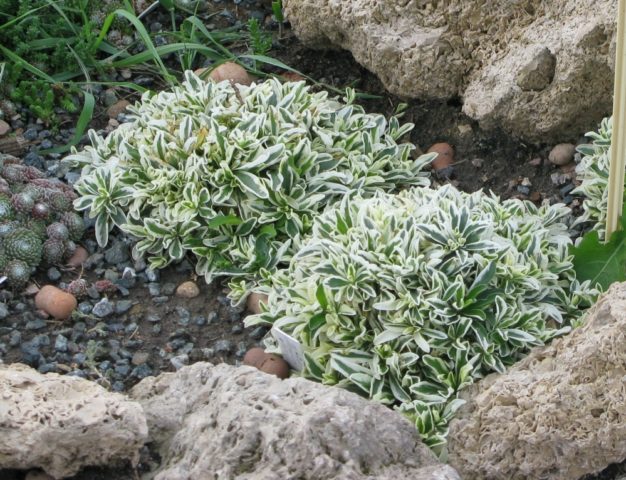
[
  {"x1": 243, "y1": 348, "x2": 267, "y2": 368},
  {"x1": 66, "y1": 246, "x2": 89, "y2": 268},
  {"x1": 259, "y1": 354, "x2": 290, "y2": 379},
  {"x1": 549, "y1": 143, "x2": 576, "y2": 166},
  {"x1": 0, "y1": 119, "x2": 11, "y2": 137},
  {"x1": 35, "y1": 285, "x2": 77, "y2": 320},
  {"x1": 209, "y1": 62, "x2": 253, "y2": 86},
  {"x1": 427, "y1": 143, "x2": 454, "y2": 170},
  {"x1": 530, "y1": 192, "x2": 543, "y2": 202},
  {"x1": 247, "y1": 292, "x2": 268, "y2": 314},
  {"x1": 281, "y1": 71, "x2": 306, "y2": 82},
  {"x1": 175, "y1": 281, "x2": 200, "y2": 299},
  {"x1": 106, "y1": 99, "x2": 130, "y2": 119}
]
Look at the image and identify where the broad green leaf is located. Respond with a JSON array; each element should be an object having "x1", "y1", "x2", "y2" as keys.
[{"x1": 571, "y1": 205, "x2": 626, "y2": 290}]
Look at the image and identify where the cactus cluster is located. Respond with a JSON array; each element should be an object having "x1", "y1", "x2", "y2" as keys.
[{"x1": 0, "y1": 158, "x2": 86, "y2": 287}]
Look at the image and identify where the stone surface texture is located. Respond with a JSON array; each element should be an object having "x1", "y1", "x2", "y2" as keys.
[
  {"x1": 284, "y1": 0, "x2": 616, "y2": 142},
  {"x1": 0, "y1": 363, "x2": 148, "y2": 479},
  {"x1": 131, "y1": 362, "x2": 460, "y2": 480},
  {"x1": 447, "y1": 282, "x2": 626, "y2": 480}
]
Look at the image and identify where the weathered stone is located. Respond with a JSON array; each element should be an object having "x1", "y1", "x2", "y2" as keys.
[
  {"x1": 549, "y1": 143, "x2": 577, "y2": 166},
  {"x1": 175, "y1": 281, "x2": 200, "y2": 299},
  {"x1": 284, "y1": 0, "x2": 616, "y2": 142},
  {"x1": 447, "y1": 282, "x2": 626, "y2": 480},
  {"x1": 131, "y1": 362, "x2": 460, "y2": 480},
  {"x1": 0, "y1": 363, "x2": 147, "y2": 478}
]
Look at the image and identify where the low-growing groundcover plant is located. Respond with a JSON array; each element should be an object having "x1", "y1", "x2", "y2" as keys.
[
  {"x1": 572, "y1": 116, "x2": 612, "y2": 239},
  {"x1": 569, "y1": 116, "x2": 626, "y2": 290},
  {"x1": 246, "y1": 185, "x2": 599, "y2": 450},
  {"x1": 66, "y1": 72, "x2": 433, "y2": 296}
]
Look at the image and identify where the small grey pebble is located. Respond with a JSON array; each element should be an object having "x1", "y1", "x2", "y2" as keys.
[
  {"x1": 112, "y1": 381, "x2": 125, "y2": 392},
  {"x1": 146, "y1": 313, "x2": 161, "y2": 323},
  {"x1": 93, "y1": 298, "x2": 115, "y2": 318},
  {"x1": 170, "y1": 354, "x2": 189, "y2": 370},
  {"x1": 64, "y1": 171, "x2": 81, "y2": 185},
  {"x1": 131, "y1": 363, "x2": 153, "y2": 379},
  {"x1": 161, "y1": 283, "x2": 176, "y2": 295},
  {"x1": 78, "y1": 302, "x2": 93, "y2": 314},
  {"x1": 125, "y1": 322, "x2": 138, "y2": 334},
  {"x1": 214, "y1": 339, "x2": 233, "y2": 355},
  {"x1": 38, "y1": 363, "x2": 58, "y2": 374},
  {"x1": 9, "y1": 330, "x2": 21, "y2": 347},
  {"x1": 73, "y1": 352, "x2": 87, "y2": 365},
  {"x1": 147, "y1": 283, "x2": 161, "y2": 296},
  {"x1": 194, "y1": 315, "x2": 206, "y2": 326},
  {"x1": 99, "y1": 360, "x2": 112, "y2": 371},
  {"x1": 145, "y1": 269, "x2": 159, "y2": 282},
  {"x1": 0, "y1": 303, "x2": 8, "y2": 320},
  {"x1": 24, "y1": 128, "x2": 39, "y2": 141},
  {"x1": 25, "y1": 319, "x2": 47, "y2": 330},
  {"x1": 207, "y1": 311, "x2": 218, "y2": 324},
  {"x1": 116, "y1": 300, "x2": 133, "y2": 314},
  {"x1": 104, "y1": 241, "x2": 130, "y2": 265},
  {"x1": 249, "y1": 326, "x2": 268, "y2": 341},
  {"x1": 55, "y1": 334, "x2": 68, "y2": 352},
  {"x1": 152, "y1": 324, "x2": 162, "y2": 335},
  {"x1": 153, "y1": 296, "x2": 169, "y2": 304},
  {"x1": 14, "y1": 302, "x2": 27, "y2": 312},
  {"x1": 235, "y1": 341, "x2": 247, "y2": 359},
  {"x1": 21, "y1": 340, "x2": 42, "y2": 365},
  {"x1": 231, "y1": 324, "x2": 244, "y2": 335},
  {"x1": 104, "y1": 269, "x2": 120, "y2": 281}
]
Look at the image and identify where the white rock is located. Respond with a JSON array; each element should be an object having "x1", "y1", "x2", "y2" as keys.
[
  {"x1": 284, "y1": 0, "x2": 615, "y2": 142},
  {"x1": 131, "y1": 362, "x2": 460, "y2": 480},
  {"x1": 448, "y1": 282, "x2": 626, "y2": 480},
  {"x1": 0, "y1": 363, "x2": 148, "y2": 478}
]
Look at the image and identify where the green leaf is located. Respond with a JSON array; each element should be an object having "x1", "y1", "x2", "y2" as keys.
[{"x1": 571, "y1": 205, "x2": 626, "y2": 290}]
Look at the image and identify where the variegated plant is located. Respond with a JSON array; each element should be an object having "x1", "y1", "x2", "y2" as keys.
[
  {"x1": 66, "y1": 72, "x2": 433, "y2": 293},
  {"x1": 246, "y1": 185, "x2": 598, "y2": 450},
  {"x1": 572, "y1": 116, "x2": 612, "y2": 239}
]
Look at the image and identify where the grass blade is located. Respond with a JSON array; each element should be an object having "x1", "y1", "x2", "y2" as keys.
[
  {"x1": 40, "y1": 91, "x2": 96, "y2": 154},
  {"x1": 0, "y1": 46, "x2": 55, "y2": 82}
]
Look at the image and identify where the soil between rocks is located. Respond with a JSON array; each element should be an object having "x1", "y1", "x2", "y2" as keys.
[{"x1": 0, "y1": 2, "x2": 616, "y2": 479}]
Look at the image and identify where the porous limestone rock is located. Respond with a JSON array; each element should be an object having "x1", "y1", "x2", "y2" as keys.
[
  {"x1": 131, "y1": 362, "x2": 460, "y2": 480},
  {"x1": 0, "y1": 363, "x2": 148, "y2": 479},
  {"x1": 447, "y1": 281, "x2": 626, "y2": 480},
  {"x1": 284, "y1": 0, "x2": 616, "y2": 142}
]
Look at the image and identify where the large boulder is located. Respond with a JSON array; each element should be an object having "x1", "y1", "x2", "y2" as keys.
[
  {"x1": 447, "y1": 282, "x2": 626, "y2": 480},
  {"x1": 131, "y1": 362, "x2": 460, "y2": 480},
  {"x1": 284, "y1": 0, "x2": 616, "y2": 142},
  {"x1": 0, "y1": 363, "x2": 148, "y2": 479}
]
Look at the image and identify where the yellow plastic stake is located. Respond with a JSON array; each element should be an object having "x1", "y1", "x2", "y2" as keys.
[{"x1": 607, "y1": 0, "x2": 626, "y2": 240}]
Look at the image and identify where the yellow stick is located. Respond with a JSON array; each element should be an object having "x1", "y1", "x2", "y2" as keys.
[{"x1": 607, "y1": 0, "x2": 626, "y2": 240}]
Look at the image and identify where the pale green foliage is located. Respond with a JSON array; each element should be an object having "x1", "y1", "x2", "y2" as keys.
[
  {"x1": 66, "y1": 72, "x2": 432, "y2": 288},
  {"x1": 247, "y1": 185, "x2": 598, "y2": 450},
  {"x1": 572, "y1": 116, "x2": 612, "y2": 240}
]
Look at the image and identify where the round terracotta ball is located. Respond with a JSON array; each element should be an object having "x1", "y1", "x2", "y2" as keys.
[
  {"x1": 35, "y1": 285, "x2": 77, "y2": 320},
  {"x1": 243, "y1": 347, "x2": 267, "y2": 368},
  {"x1": 247, "y1": 292, "x2": 268, "y2": 314},
  {"x1": 259, "y1": 354, "x2": 290, "y2": 379},
  {"x1": 208, "y1": 62, "x2": 253, "y2": 86},
  {"x1": 427, "y1": 142, "x2": 455, "y2": 170},
  {"x1": 66, "y1": 246, "x2": 89, "y2": 268}
]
